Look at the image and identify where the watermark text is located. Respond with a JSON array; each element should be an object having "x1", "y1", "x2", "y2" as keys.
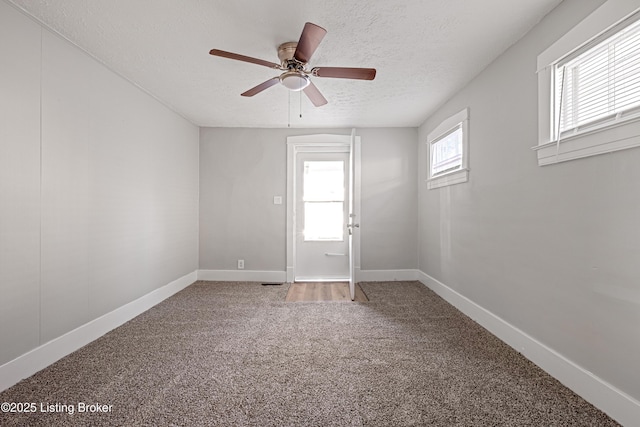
[{"x1": 1, "y1": 402, "x2": 113, "y2": 415}]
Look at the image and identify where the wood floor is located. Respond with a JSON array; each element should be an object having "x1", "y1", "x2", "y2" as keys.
[{"x1": 285, "y1": 282, "x2": 369, "y2": 302}]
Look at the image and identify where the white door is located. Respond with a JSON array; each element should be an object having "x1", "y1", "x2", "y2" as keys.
[
  {"x1": 295, "y1": 151, "x2": 350, "y2": 281},
  {"x1": 347, "y1": 129, "x2": 358, "y2": 300}
]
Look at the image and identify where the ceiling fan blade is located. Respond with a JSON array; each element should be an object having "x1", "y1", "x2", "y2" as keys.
[
  {"x1": 303, "y1": 81, "x2": 328, "y2": 107},
  {"x1": 314, "y1": 67, "x2": 376, "y2": 80},
  {"x1": 209, "y1": 49, "x2": 281, "y2": 69},
  {"x1": 241, "y1": 77, "x2": 280, "y2": 97},
  {"x1": 294, "y1": 22, "x2": 327, "y2": 64}
]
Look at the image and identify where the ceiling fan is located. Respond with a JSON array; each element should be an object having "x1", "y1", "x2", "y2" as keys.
[{"x1": 209, "y1": 22, "x2": 376, "y2": 107}]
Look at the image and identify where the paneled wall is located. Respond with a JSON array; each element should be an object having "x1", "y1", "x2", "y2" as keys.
[{"x1": 0, "y1": 1, "x2": 199, "y2": 366}]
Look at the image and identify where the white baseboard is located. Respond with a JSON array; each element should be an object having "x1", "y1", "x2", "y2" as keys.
[
  {"x1": 418, "y1": 270, "x2": 640, "y2": 427},
  {"x1": 0, "y1": 270, "x2": 197, "y2": 393},
  {"x1": 197, "y1": 269, "x2": 287, "y2": 283},
  {"x1": 356, "y1": 268, "x2": 419, "y2": 282},
  {"x1": 197, "y1": 269, "x2": 419, "y2": 283}
]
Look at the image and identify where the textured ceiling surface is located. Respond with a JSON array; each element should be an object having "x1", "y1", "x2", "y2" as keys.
[{"x1": 7, "y1": 0, "x2": 563, "y2": 128}]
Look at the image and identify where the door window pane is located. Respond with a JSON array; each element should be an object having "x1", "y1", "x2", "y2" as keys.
[
  {"x1": 303, "y1": 161, "x2": 344, "y2": 241},
  {"x1": 303, "y1": 161, "x2": 344, "y2": 202}
]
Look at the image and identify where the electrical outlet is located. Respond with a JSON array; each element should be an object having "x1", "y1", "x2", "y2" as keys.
[{"x1": 237, "y1": 259, "x2": 244, "y2": 270}]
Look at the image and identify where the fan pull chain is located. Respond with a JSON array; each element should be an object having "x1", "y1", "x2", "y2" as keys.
[
  {"x1": 287, "y1": 91, "x2": 291, "y2": 128},
  {"x1": 300, "y1": 90, "x2": 302, "y2": 119}
]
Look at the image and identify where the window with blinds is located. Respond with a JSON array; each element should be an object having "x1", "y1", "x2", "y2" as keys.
[
  {"x1": 427, "y1": 107, "x2": 469, "y2": 189},
  {"x1": 431, "y1": 126, "x2": 463, "y2": 177},
  {"x1": 555, "y1": 15, "x2": 640, "y2": 138}
]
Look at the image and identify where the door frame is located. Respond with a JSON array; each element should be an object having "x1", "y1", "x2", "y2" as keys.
[{"x1": 286, "y1": 134, "x2": 361, "y2": 283}]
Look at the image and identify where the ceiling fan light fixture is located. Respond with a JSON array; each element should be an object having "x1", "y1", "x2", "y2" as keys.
[{"x1": 279, "y1": 71, "x2": 310, "y2": 91}]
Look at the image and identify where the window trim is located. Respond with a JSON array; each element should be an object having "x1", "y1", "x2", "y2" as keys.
[
  {"x1": 426, "y1": 108, "x2": 469, "y2": 190},
  {"x1": 535, "y1": 0, "x2": 640, "y2": 166}
]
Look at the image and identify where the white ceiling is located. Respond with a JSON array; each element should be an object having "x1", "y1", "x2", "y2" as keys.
[{"x1": 8, "y1": 0, "x2": 563, "y2": 128}]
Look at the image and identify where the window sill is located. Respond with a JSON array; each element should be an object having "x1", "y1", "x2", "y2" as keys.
[
  {"x1": 532, "y1": 115, "x2": 640, "y2": 166},
  {"x1": 427, "y1": 168, "x2": 469, "y2": 189}
]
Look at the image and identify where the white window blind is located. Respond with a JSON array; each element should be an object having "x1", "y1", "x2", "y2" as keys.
[
  {"x1": 431, "y1": 126, "x2": 463, "y2": 177},
  {"x1": 555, "y1": 15, "x2": 640, "y2": 137},
  {"x1": 427, "y1": 107, "x2": 469, "y2": 189}
]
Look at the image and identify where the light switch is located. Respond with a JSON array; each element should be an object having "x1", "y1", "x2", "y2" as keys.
[{"x1": 273, "y1": 196, "x2": 283, "y2": 205}]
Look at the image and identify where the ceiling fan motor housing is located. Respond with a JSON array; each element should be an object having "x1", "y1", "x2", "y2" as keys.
[
  {"x1": 277, "y1": 42, "x2": 310, "y2": 91},
  {"x1": 277, "y1": 42, "x2": 298, "y2": 64}
]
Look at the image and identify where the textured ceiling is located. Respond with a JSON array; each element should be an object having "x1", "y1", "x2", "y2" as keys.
[{"x1": 7, "y1": 0, "x2": 563, "y2": 128}]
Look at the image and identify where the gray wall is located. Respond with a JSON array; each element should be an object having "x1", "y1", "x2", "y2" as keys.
[
  {"x1": 0, "y1": 2, "x2": 199, "y2": 366},
  {"x1": 418, "y1": 0, "x2": 639, "y2": 402},
  {"x1": 358, "y1": 128, "x2": 418, "y2": 270},
  {"x1": 199, "y1": 127, "x2": 418, "y2": 272}
]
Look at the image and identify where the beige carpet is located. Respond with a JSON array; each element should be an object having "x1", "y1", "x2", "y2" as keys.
[{"x1": 0, "y1": 281, "x2": 619, "y2": 426}]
